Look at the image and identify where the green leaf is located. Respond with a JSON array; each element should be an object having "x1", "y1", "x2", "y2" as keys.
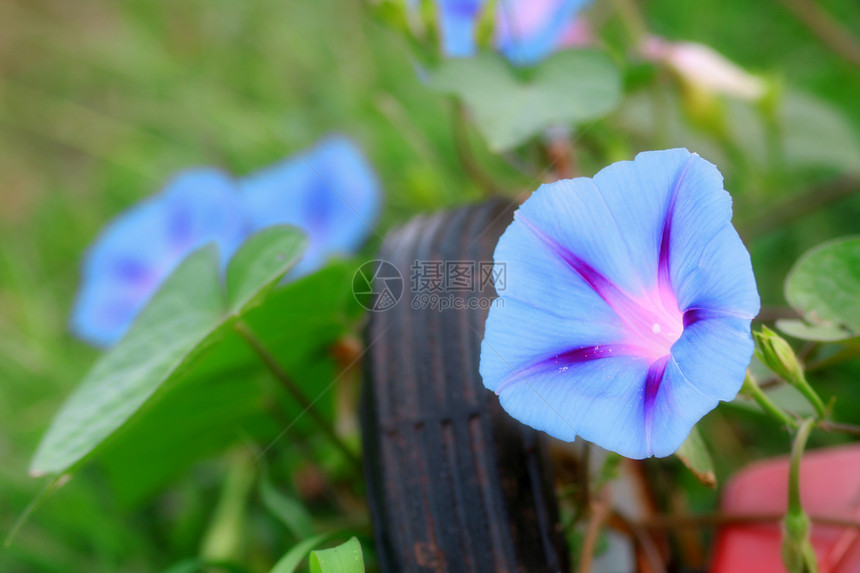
[
  {"x1": 31, "y1": 233, "x2": 310, "y2": 478},
  {"x1": 270, "y1": 533, "x2": 340, "y2": 573},
  {"x1": 781, "y1": 236, "x2": 860, "y2": 341},
  {"x1": 30, "y1": 247, "x2": 226, "y2": 476},
  {"x1": 675, "y1": 426, "x2": 716, "y2": 488},
  {"x1": 260, "y1": 472, "x2": 315, "y2": 540},
  {"x1": 775, "y1": 319, "x2": 854, "y2": 342},
  {"x1": 226, "y1": 225, "x2": 308, "y2": 314},
  {"x1": 430, "y1": 50, "x2": 621, "y2": 152},
  {"x1": 310, "y1": 537, "x2": 364, "y2": 573},
  {"x1": 98, "y1": 263, "x2": 359, "y2": 504},
  {"x1": 97, "y1": 343, "x2": 270, "y2": 506},
  {"x1": 243, "y1": 260, "x2": 365, "y2": 371},
  {"x1": 780, "y1": 92, "x2": 860, "y2": 175}
]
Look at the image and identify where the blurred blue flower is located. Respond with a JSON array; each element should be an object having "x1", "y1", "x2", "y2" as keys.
[
  {"x1": 431, "y1": 0, "x2": 592, "y2": 65},
  {"x1": 496, "y1": 0, "x2": 592, "y2": 66},
  {"x1": 436, "y1": 0, "x2": 487, "y2": 58},
  {"x1": 71, "y1": 136, "x2": 380, "y2": 348},
  {"x1": 71, "y1": 169, "x2": 248, "y2": 347},
  {"x1": 480, "y1": 149, "x2": 759, "y2": 458},
  {"x1": 240, "y1": 135, "x2": 381, "y2": 277}
]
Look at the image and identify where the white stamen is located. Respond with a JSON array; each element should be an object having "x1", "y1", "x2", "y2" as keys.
[{"x1": 652, "y1": 323, "x2": 662, "y2": 334}]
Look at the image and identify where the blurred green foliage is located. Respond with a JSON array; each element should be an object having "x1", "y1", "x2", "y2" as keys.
[{"x1": 1, "y1": 0, "x2": 860, "y2": 571}]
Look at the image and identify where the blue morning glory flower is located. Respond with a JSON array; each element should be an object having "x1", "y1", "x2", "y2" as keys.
[
  {"x1": 70, "y1": 169, "x2": 248, "y2": 347},
  {"x1": 430, "y1": 0, "x2": 592, "y2": 65},
  {"x1": 71, "y1": 136, "x2": 380, "y2": 348},
  {"x1": 479, "y1": 149, "x2": 759, "y2": 459},
  {"x1": 239, "y1": 135, "x2": 381, "y2": 278},
  {"x1": 496, "y1": 0, "x2": 592, "y2": 66}
]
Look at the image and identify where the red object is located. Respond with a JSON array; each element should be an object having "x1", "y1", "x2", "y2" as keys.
[{"x1": 711, "y1": 444, "x2": 860, "y2": 572}]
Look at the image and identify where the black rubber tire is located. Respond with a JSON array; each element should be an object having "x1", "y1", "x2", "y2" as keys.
[{"x1": 361, "y1": 200, "x2": 569, "y2": 573}]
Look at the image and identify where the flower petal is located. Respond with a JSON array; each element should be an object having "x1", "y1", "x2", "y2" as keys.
[
  {"x1": 160, "y1": 169, "x2": 249, "y2": 262},
  {"x1": 647, "y1": 322, "x2": 749, "y2": 458},
  {"x1": 588, "y1": 148, "x2": 691, "y2": 291},
  {"x1": 513, "y1": 176, "x2": 646, "y2": 298},
  {"x1": 437, "y1": 0, "x2": 486, "y2": 58},
  {"x1": 481, "y1": 210, "x2": 629, "y2": 376},
  {"x1": 496, "y1": 0, "x2": 591, "y2": 66},
  {"x1": 590, "y1": 148, "x2": 758, "y2": 317},
  {"x1": 673, "y1": 225, "x2": 760, "y2": 319},
  {"x1": 670, "y1": 315, "x2": 754, "y2": 402},
  {"x1": 490, "y1": 352, "x2": 653, "y2": 457},
  {"x1": 480, "y1": 298, "x2": 627, "y2": 395},
  {"x1": 240, "y1": 136, "x2": 380, "y2": 276},
  {"x1": 71, "y1": 169, "x2": 244, "y2": 347}
]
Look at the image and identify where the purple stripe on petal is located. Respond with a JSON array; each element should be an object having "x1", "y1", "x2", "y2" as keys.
[
  {"x1": 683, "y1": 308, "x2": 706, "y2": 327},
  {"x1": 657, "y1": 155, "x2": 695, "y2": 294},
  {"x1": 495, "y1": 344, "x2": 634, "y2": 394},
  {"x1": 517, "y1": 213, "x2": 684, "y2": 360},
  {"x1": 684, "y1": 307, "x2": 757, "y2": 327},
  {"x1": 550, "y1": 344, "x2": 630, "y2": 365},
  {"x1": 517, "y1": 213, "x2": 627, "y2": 306},
  {"x1": 643, "y1": 355, "x2": 670, "y2": 456}
]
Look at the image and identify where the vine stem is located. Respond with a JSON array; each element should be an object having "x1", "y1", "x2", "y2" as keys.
[
  {"x1": 788, "y1": 418, "x2": 815, "y2": 515},
  {"x1": 741, "y1": 372, "x2": 798, "y2": 429},
  {"x1": 234, "y1": 321, "x2": 362, "y2": 472},
  {"x1": 782, "y1": 418, "x2": 818, "y2": 572},
  {"x1": 796, "y1": 377, "x2": 828, "y2": 420}
]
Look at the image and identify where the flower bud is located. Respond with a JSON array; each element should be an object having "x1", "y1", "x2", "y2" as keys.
[
  {"x1": 641, "y1": 37, "x2": 766, "y2": 101},
  {"x1": 754, "y1": 326, "x2": 806, "y2": 389}
]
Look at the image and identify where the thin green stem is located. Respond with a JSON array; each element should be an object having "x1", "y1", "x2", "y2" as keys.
[
  {"x1": 234, "y1": 321, "x2": 362, "y2": 472},
  {"x1": 788, "y1": 419, "x2": 815, "y2": 515},
  {"x1": 788, "y1": 371, "x2": 827, "y2": 420},
  {"x1": 783, "y1": 418, "x2": 817, "y2": 573},
  {"x1": 741, "y1": 373, "x2": 798, "y2": 429}
]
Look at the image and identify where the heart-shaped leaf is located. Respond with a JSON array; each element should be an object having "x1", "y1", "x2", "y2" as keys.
[
  {"x1": 779, "y1": 236, "x2": 860, "y2": 341},
  {"x1": 430, "y1": 50, "x2": 621, "y2": 152},
  {"x1": 30, "y1": 227, "x2": 308, "y2": 477},
  {"x1": 227, "y1": 225, "x2": 307, "y2": 313}
]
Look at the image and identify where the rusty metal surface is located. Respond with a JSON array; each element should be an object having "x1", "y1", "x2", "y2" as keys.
[{"x1": 361, "y1": 200, "x2": 569, "y2": 573}]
